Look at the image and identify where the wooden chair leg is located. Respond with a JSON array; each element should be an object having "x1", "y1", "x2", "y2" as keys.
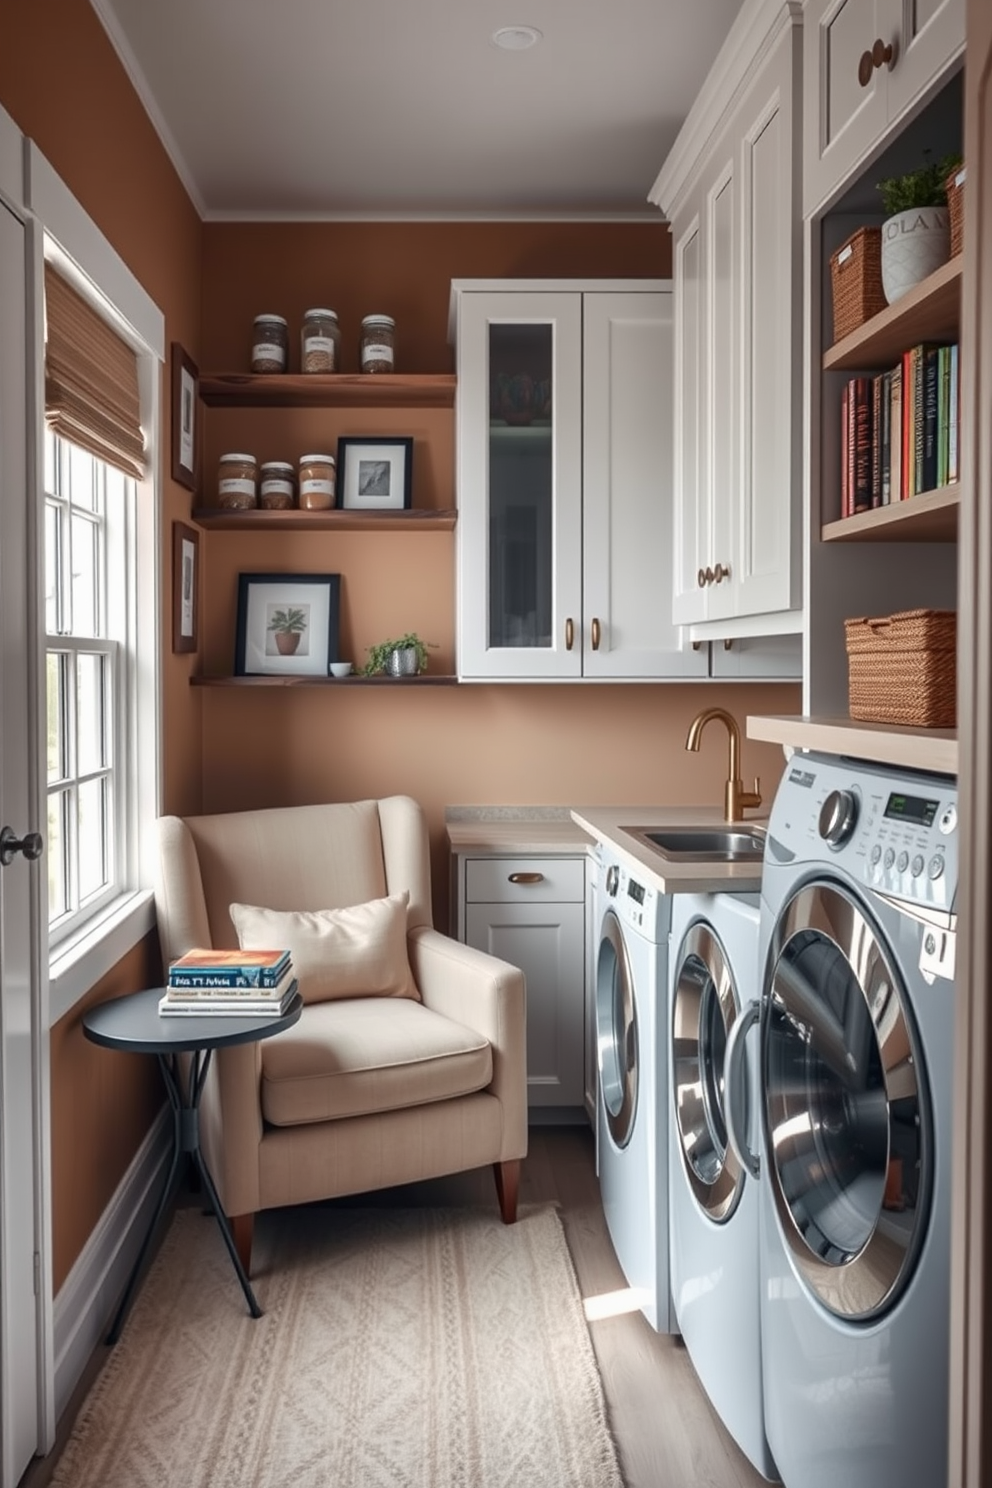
[
  {"x1": 493, "y1": 1159, "x2": 521, "y2": 1224},
  {"x1": 231, "y1": 1212, "x2": 255, "y2": 1275}
]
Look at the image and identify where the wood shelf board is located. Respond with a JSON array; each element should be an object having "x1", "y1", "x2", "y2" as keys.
[
  {"x1": 747, "y1": 714, "x2": 957, "y2": 776},
  {"x1": 821, "y1": 484, "x2": 959, "y2": 543},
  {"x1": 823, "y1": 257, "x2": 962, "y2": 372},
  {"x1": 192, "y1": 508, "x2": 456, "y2": 532},
  {"x1": 199, "y1": 373, "x2": 457, "y2": 409},
  {"x1": 192, "y1": 674, "x2": 459, "y2": 688}
]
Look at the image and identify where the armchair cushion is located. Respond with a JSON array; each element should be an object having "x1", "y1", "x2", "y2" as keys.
[
  {"x1": 230, "y1": 892, "x2": 418, "y2": 1005},
  {"x1": 260, "y1": 998, "x2": 493, "y2": 1126}
]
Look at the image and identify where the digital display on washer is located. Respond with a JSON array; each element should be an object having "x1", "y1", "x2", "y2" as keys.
[
  {"x1": 627, "y1": 879, "x2": 645, "y2": 905},
  {"x1": 884, "y1": 792, "x2": 939, "y2": 827}
]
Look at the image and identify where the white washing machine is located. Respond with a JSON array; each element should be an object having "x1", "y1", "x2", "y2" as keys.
[
  {"x1": 596, "y1": 846, "x2": 675, "y2": 1332},
  {"x1": 742, "y1": 753, "x2": 957, "y2": 1488},
  {"x1": 669, "y1": 890, "x2": 778, "y2": 1481}
]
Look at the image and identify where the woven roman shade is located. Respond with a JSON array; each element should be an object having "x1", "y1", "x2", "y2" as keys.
[{"x1": 44, "y1": 264, "x2": 146, "y2": 480}]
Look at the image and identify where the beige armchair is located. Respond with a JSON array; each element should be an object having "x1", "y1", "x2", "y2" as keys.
[{"x1": 154, "y1": 796, "x2": 527, "y2": 1268}]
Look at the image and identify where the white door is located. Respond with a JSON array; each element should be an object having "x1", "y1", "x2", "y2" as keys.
[
  {"x1": 802, "y1": 0, "x2": 890, "y2": 217},
  {"x1": 0, "y1": 196, "x2": 46, "y2": 1484}
]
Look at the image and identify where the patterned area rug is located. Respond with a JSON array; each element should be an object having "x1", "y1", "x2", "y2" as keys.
[{"x1": 52, "y1": 1203, "x2": 624, "y2": 1488}]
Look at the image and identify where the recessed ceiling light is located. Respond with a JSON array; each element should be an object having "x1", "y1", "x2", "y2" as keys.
[{"x1": 492, "y1": 25, "x2": 543, "y2": 50}]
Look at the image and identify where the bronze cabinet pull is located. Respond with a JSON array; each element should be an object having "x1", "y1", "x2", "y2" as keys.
[
  {"x1": 565, "y1": 617, "x2": 574, "y2": 650},
  {"x1": 591, "y1": 617, "x2": 601, "y2": 650},
  {"x1": 508, "y1": 871, "x2": 545, "y2": 884},
  {"x1": 858, "y1": 37, "x2": 894, "y2": 87},
  {"x1": 713, "y1": 562, "x2": 731, "y2": 584}
]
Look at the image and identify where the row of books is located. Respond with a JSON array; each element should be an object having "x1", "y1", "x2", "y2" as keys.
[
  {"x1": 839, "y1": 342, "x2": 960, "y2": 517},
  {"x1": 158, "y1": 947, "x2": 297, "y2": 1017}
]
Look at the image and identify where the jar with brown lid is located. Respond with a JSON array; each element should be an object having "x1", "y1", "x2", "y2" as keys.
[
  {"x1": 360, "y1": 314, "x2": 395, "y2": 373},
  {"x1": 259, "y1": 460, "x2": 295, "y2": 509},
  {"x1": 217, "y1": 452, "x2": 258, "y2": 509},
  {"x1": 298, "y1": 453, "x2": 336, "y2": 510},
  {"x1": 251, "y1": 314, "x2": 288, "y2": 373},
  {"x1": 301, "y1": 309, "x2": 341, "y2": 374}
]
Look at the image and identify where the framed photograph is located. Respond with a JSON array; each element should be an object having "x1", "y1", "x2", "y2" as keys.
[
  {"x1": 337, "y1": 436, "x2": 413, "y2": 512},
  {"x1": 234, "y1": 573, "x2": 341, "y2": 678},
  {"x1": 171, "y1": 342, "x2": 198, "y2": 491},
  {"x1": 172, "y1": 521, "x2": 199, "y2": 654}
]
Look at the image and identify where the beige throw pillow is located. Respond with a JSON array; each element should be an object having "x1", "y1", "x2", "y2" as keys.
[{"x1": 229, "y1": 891, "x2": 419, "y2": 1005}]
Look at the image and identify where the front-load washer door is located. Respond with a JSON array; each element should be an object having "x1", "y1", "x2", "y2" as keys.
[
  {"x1": 597, "y1": 910, "x2": 638, "y2": 1149},
  {"x1": 763, "y1": 879, "x2": 930, "y2": 1321},
  {"x1": 672, "y1": 920, "x2": 744, "y2": 1223}
]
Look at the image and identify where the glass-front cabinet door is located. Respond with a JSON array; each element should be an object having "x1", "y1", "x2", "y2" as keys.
[{"x1": 454, "y1": 291, "x2": 583, "y2": 679}]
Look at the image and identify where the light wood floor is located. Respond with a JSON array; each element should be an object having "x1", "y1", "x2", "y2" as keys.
[{"x1": 21, "y1": 1124, "x2": 767, "y2": 1488}]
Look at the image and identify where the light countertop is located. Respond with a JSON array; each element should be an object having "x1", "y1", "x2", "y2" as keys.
[
  {"x1": 445, "y1": 808, "x2": 593, "y2": 856},
  {"x1": 570, "y1": 804, "x2": 769, "y2": 895}
]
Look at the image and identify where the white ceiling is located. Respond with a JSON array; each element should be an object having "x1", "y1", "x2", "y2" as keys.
[{"x1": 90, "y1": 0, "x2": 745, "y2": 220}]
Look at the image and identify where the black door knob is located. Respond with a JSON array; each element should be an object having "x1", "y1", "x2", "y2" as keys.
[{"x1": 0, "y1": 827, "x2": 44, "y2": 866}]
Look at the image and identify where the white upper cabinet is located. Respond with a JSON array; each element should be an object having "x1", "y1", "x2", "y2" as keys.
[
  {"x1": 652, "y1": 0, "x2": 803, "y2": 638},
  {"x1": 803, "y1": 0, "x2": 965, "y2": 218},
  {"x1": 450, "y1": 281, "x2": 707, "y2": 682}
]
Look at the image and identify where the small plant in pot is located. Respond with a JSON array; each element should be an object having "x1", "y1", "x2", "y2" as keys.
[
  {"x1": 876, "y1": 151, "x2": 961, "y2": 304},
  {"x1": 267, "y1": 605, "x2": 308, "y2": 656},
  {"x1": 362, "y1": 632, "x2": 438, "y2": 677}
]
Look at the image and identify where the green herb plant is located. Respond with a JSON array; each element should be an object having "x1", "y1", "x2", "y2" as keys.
[
  {"x1": 267, "y1": 606, "x2": 308, "y2": 635},
  {"x1": 876, "y1": 152, "x2": 962, "y2": 217},
  {"x1": 362, "y1": 632, "x2": 438, "y2": 676}
]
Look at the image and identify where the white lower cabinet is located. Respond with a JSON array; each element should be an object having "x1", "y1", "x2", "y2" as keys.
[{"x1": 459, "y1": 856, "x2": 586, "y2": 1110}]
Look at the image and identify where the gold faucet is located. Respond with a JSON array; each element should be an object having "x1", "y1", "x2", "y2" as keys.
[{"x1": 685, "y1": 707, "x2": 762, "y2": 823}]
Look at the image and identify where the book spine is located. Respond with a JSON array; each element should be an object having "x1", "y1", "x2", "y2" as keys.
[
  {"x1": 168, "y1": 968, "x2": 283, "y2": 989},
  {"x1": 912, "y1": 346, "x2": 926, "y2": 497},
  {"x1": 870, "y1": 373, "x2": 883, "y2": 508},
  {"x1": 901, "y1": 350, "x2": 914, "y2": 499},
  {"x1": 937, "y1": 346, "x2": 950, "y2": 489},
  {"x1": 840, "y1": 380, "x2": 850, "y2": 518},
  {"x1": 880, "y1": 369, "x2": 892, "y2": 505},
  {"x1": 890, "y1": 364, "x2": 903, "y2": 507},
  {"x1": 921, "y1": 346, "x2": 940, "y2": 493},
  {"x1": 852, "y1": 377, "x2": 872, "y2": 514},
  {"x1": 948, "y1": 344, "x2": 960, "y2": 483}
]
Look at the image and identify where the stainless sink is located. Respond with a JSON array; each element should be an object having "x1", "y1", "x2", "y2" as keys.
[{"x1": 622, "y1": 824, "x2": 766, "y2": 863}]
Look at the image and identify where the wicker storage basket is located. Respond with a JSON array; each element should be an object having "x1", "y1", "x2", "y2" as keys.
[
  {"x1": 946, "y1": 164, "x2": 965, "y2": 257},
  {"x1": 844, "y1": 609, "x2": 957, "y2": 728},
  {"x1": 829, "y1": 226, "x2": 886, "y2": 344}
]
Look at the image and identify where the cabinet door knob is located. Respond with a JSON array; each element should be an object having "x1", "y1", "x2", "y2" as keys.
[
  {"x1": 713, "y1": 562, "x2": 731, "y2": 584},
  {"x1": 698, "y1": 567, "x2": 708, "y2": 589},
  {"x1": 508, "y1": 871, "x2": 545, "y2": 885},
  {"x1": 858, "y1": 38, "x2": 894, "y2": 87},
  {"x1": 591, "y1": 617, "x2": 601, "y2": 651},
  {"x1": 565, "y1": 617, "x2": 574, "y2": 651}
]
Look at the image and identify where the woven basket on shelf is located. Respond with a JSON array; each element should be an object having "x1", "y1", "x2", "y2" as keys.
[
  {"x1": 946, "y1": 164, "x2": 965, "y2": 257},
  {"x1": 844, "y1": 609, "x2": 957, "y2": 728},
  {"x1": 829, "y1": 226, "x2": 886, "y2": 345}
]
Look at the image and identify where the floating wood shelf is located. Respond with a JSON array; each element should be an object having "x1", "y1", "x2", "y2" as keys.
[
  {"x1": 192, "y1": 507, "x2": 457, "y2": 532},
  {"x1": 821, "y1": 483, "x2": 959, "y2": 543},
  {"x1": 823, "y1": 257, "x2": 962, "y2": 372},
  {"x1": 191, "y1": 674, "x2": 459, "y2": 688},
  {"x1": 198, "y1": 372, "x2": 457, "y2": 409},
  {"x1": 747, "y1": 713, "x2": 957, "y2": 776}
]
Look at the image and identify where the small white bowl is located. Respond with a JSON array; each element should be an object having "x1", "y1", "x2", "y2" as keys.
[{"x1": 329, "y1": 662, "x2": 353, "y2": 678}]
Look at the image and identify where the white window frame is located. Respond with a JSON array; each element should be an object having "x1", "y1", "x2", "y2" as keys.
[{"x1": 25, "y1": 144, "x2": 163, "y2": 1025}]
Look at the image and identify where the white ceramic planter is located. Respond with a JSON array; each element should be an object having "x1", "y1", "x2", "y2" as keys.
[{"x1": 881, "y1": 206, "x2": 950, "y2": 304}]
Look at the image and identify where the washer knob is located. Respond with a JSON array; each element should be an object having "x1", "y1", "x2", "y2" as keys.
[
  {"x1": 605, "y1": 863, "x2": 620, "y2": 897},
  {"x1": 819, "y1": 789, "x2": 858, "y2": 847}
]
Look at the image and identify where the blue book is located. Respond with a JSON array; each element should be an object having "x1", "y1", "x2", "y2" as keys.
[{"x1": 168, "y1": 947, "x2": 291, "y2": 988}]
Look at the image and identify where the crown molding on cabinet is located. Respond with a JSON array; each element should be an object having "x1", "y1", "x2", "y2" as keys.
[{"x1": 648, "y1": 0, "x2": 802, "y2": 221}]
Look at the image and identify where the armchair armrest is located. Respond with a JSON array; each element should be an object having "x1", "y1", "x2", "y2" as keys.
[{"x1": 407, "y1": 926, "x2": 527, "y2": 1161}]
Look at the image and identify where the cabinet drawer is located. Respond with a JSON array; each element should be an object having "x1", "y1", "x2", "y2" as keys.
[{"x1": 464, "y1": 856, "x2": 585, "y2": 904}]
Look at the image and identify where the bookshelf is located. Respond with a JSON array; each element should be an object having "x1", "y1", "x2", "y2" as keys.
[
  {"x1": 192, "y1": 508, "x2": 456, "y2": 532},
  {"x1": 821, "y1": 482, "x2": 958, "y2": 543},
  {"x1": 198, "y1": 372, "x2": 456, "y2": 410}
]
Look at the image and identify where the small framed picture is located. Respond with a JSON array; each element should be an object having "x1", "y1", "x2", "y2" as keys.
[
  {"x1": 171, "y1": 342, "x2": 198, "y2": 492},
  {"x1": 234, "y1": 573, "x2": 341, "y2": 678},
  {"x1": 337, "y1": 436, "x2": 413, "y2": 511},
  {"x1": 172, "y1": 521, "x2": 199, "y2": 654}
]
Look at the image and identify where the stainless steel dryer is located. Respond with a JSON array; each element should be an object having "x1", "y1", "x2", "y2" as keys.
[{"x1": 740, "y1": 752, "x2": 957, "y2": 1488}]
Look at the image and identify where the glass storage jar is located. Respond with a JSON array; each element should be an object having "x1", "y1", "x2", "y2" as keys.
[
  {"x1": 298, "y1": 453, "x2": 336, "y2": 510},
  {"x1": 259, "y1": 460, "x2": 295, "y2": 509},
  {"x1": 251, "y1": 314, "x2": 288, "y2": 373},
  {"x1": 217, "y1": 452, "x2": 258, "y2": 509},
  {"x1": 301, "y1": 308, "x2": 341, "y2": 373},
  {"x1": 360, "y1": 314, "x2": 395, "y2": 373}
]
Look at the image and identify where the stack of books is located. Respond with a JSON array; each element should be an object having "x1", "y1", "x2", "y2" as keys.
[
  {"x1": 159, "y1": 948, "x2": 298, "y2": 1017},
  {"x1": 839, "y1": 341, "x2": 960, "y2": 516}
]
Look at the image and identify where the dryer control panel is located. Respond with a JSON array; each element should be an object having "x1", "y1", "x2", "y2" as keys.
[
  {"x1": 768, "y1": 754, "x2": 958, "y2": 914},
  {"x1": 601, "y1": 853, "x2": 671, "y2": 943}
]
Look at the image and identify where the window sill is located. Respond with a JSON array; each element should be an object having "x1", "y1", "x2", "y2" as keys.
[{"x1": 48, "y1": 890, "x2": 156, "y2": 1026}]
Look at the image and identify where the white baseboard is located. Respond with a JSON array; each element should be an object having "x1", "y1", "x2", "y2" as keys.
[{"x1": 52, "y1": 1108, "x2": 170, "y2": 1421}]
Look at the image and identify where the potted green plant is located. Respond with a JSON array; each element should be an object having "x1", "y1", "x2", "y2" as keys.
[
  {"x1": 876, "y1": 151, "x2": 960, "y2": 303},
  {"x1": 267, "y1": 605, "x2": 308, "y2": 656},
  {"x1": 362, "y1": 632, "x2": 437, "y2": 677}
]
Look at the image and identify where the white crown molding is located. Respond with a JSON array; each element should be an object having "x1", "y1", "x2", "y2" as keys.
[
  {"x1": 201, "y1": 207, "x2": 663, "y2": 224},
  {"x1": 648, "y1": 0, "x2": 802, "y2": 219},
  {"x1": 88, "y1": 0, "x2": 207, "y2": 220}
]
